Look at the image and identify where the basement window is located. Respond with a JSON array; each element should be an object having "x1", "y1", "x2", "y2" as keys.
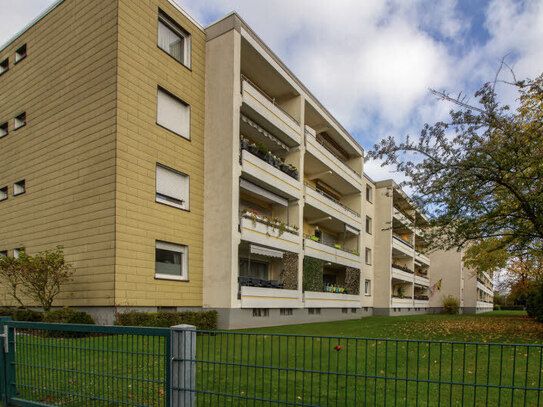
[
  {"x1": 0, "y1": 186, "x2": 7, "y2": 201},
  {"x1": 15, "y1": 44, "x2": 26, "y2": 64},
  {"x1": 0, "y1": 122, "x2": 7, "y2": 138},
  {"x1": 14, "y1": 112, "x2": 26, "y2": 130},
  {"x1": 0, "y1": 58, "x2": 8, "y2": 75},
  {"x1": 13, "y1": 180, "x2": 25, "y2": 196},
  {"x1": 280, "y1": 308, "x2": 293, "y2": 316},
  {"x1": 308, "y1": 308, "x2": 321, "y2": 315},
  {"x1": 252, "y1": 308, "x2": 269, "y2": 317}
]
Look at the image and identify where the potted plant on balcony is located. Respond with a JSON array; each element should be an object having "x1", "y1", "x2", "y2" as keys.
[
  {"x1": 310, "y1": 235, "x2": 319, "y2": 242},
  {"x1": 287, "y1": 164, "x2": 298, "y2": 179},
  {"x1": 240, "y1": 137, "x2": 249, "y2": 150},
  {"x1": 334, "y1": 243, "x2": 341, "y2": 249},
  {"x1": 256, "y1": 142, "x2": 268, "y2": 160}
]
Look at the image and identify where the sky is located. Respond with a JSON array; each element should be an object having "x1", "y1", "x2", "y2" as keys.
[{"x1": 2, "y1": 0, "x2": 542, "y2": 182}]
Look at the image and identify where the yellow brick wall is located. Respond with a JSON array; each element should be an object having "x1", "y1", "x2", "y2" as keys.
[
  {"x1": 114, "y1": 0, "x2": 205, "y2": 307},
  {"x1": 0, "y1": 0, "x2": 118, "y2": 307}
]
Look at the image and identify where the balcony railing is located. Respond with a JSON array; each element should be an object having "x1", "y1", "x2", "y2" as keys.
[
  {"x1": 304, "y1": 129, "x2": 361, "y2": 179},
  {"x1": 392, "y1": 263, "x2": 414, "y2": 274},
  {"x1": 304, "y1": 181, "x2": 360, "y2": 218},
  {"x1": 393, "y1": 205, "x2": 414, "y2": 222},
  {"x1": 303, "y1": 233, "x2": 359, "y2": 256},
  {"x1": 393, "y1": 234, "x2": 414, "y2": 248},
  {"x1": 392, "y1": 295, "x2": 413, "y2": 299},
  {"x1": 238, "y1": 276, "x2": 283, "y2": 289},
  {"x1": 241, "y1": 74, "x2": 299, "y2": 125},
  {"x1": 414, "y1": 295, "x2": 429, "y2": 301},
  {"x1": 241, "y1": 139, "x2": 299, "y2": 180}
]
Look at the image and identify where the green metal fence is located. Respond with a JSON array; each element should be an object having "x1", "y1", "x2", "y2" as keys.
[
  {"x1": 0, "y1": 319, "x2": 170, "y2": 406},
  {"x1": 1, "y1": 320, "x2": 542, "y2": 406},
  {"x1": 192, "y1": 330, "x2": 543, "y2": 406}
]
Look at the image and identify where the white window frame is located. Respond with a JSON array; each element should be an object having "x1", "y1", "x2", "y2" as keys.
[
  {"x1": 366, "y1": 216, "x2": 372, "y2": 235},
  {"x1": 156, "y1": 164, "x2": 189, "y2": 210},
  {"x1": 13, "y1": 248, "x2": 23, "y2": 259},
  {"x1": 365, "y1": 279, "x2": 371, "y2": 296},
  {"x1": 0, "y1": 186, "x2": 7, "y2": 201},
  {"x1": 13, "y1": 180, "x2": 25, "y2": 196},
  {"x1": 365, "y1": 247, "x2": 372, "y2": 265},
  {"x1": 158, "y1": 12, "x2": 191, "y2": 68},
  {"x1": 156, "y1": 87, "x2": 190, "y2": 139},
  {"x1": 14, "y1": 112, "x2": 26, "y2": 130},
  {"x1": 155, "y1": 240, "x2": 188, "y2": 281},
  {"x1": 15, "y1": 44, "x2": 26, "y2": 64}
]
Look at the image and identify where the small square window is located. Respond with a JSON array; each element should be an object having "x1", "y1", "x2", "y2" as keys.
[
  {"x1": 14, "y1": 112, "x2": 26, "y2": 130},
  {"x1": 155, "y1": 240, "x2": 188, "y2": 280},
  {"x1": 13, "y1": 248, "x2": 23, "y2": 259},
  {"x1": 365, "y1": 248, "x2": 372, "y2": 265},
  {"x1": 0, "y1": 58, "x2": 8, "y2": 75},
  {"x1": 365, "y1": 279, "x2": 372, "y2": 296},
  {"x1": 342, "y1": 308, "x2": 348, "y2": 314},
  {"x1": 366, "y1": 185, "x2": 373, "y2": 203},
  {"x1": 0, "y1": 122, "x2": 7, "y2": 138},
  {"x1": 15, "y1": 44, "x2": 26, "y2": 63},
  {"x1": 14, "y1": 180, "x2": 25, "y2": 195},
  {"x1": 0, "y1": 186, "x2": 7, "y2": 201},
  {"x1": 158, "y1": 12, "x2": 191, "y2": 67},
  {"x1": 0, "y1": 250, "x2": 7, "y2": 257},
  {"x1": 156, "y1": 164, "x2": 189, "y2": 210},
  {"x1": 252, "y1": 308, "x2": 269, "y2": 317},
  {"x1": 365, "y1": 216, "x2": 372, "y2": 235}
]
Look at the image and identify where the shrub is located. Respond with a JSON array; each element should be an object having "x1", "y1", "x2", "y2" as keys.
[
  {"x1": 526, "y1": 282, "x2": 543, "y2": 321},
  {"x1": 115, "y1": 310, "x2": 218, "y2": 330},
  {"x1": 500, "y1": 305, "x2": 525, "y2": 311},
  {"x1": 0, "y1": 307, "x2": 16, "y2": 317},
  {"x1": 493, "y1": 305, "x2": 501, "y2": 311},
  {"x1": 43, "y1": 307, "x2": 95, "y2": 325},
  {"x1": 13, "y1": 308, "x2": 44, "y2": 322},
  {"x1": 442, "y1": 295, "x2": 460, "y2": 314}
]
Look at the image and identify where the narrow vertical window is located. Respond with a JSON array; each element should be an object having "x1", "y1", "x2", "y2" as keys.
[
  {"x1": 365, "y1": 248, "x2": 372, "y2": 265},
  {"x1": 15, "y1": 44, "x2": 26, "y2": 63},
  {"x1": 365, "y1": 216, "x2": 372, "y2": 234},
  {"x1": 14, "y1": 112, "x2": 26, "y2": 129}
]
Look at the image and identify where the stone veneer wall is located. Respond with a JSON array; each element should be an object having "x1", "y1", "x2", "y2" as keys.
[
  {"x1": 345, "y1": 267, "x2": 361, "y2": 295},
  {"x1": 281, "y1": 253, "x2": 299, "y2": 290}
]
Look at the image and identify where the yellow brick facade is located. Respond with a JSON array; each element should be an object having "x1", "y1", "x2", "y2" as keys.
[
  {"x1": 0, "y1": 0, "x2": 118, "y2": 307},
  {"x1": 0, "y1": 0, "x2": 205, "y2": 311}
]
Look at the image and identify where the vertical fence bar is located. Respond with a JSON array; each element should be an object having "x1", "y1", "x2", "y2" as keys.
[
  {"x1": 0, "y1": 317, "x2": 11, "y2": 406},
  {"x1": 170, "y1": 324, "x2": 196, "y2": 407}
]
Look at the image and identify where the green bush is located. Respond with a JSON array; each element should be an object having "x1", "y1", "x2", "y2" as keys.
[
  {"x1": 493, "y1": 304, "x2": 501, "y2": 311},
  {"x1": 13, "y1": 308, "x2": 44, "y2": 322},
  {"x1": 526, "y1": 282, "x2": 543, "y2": 321},
  {"x1": 115, "y1": 310, "x2": 218, "y2": 330},
  {"x1": 0, "y1": 307, "x2": 16, "y2": 317},
  {"x1": 442, "y1": 295, "x2": 460, "y2": 314},
  {"x1": 43, "y1": 307, "x2": 95, "y2": 324},
  {"x1": 500, "y1": 305, "x2": 525, "y2": 311}
]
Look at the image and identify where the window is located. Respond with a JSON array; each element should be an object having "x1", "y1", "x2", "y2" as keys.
[
  {"x1": 280, "y1": 308, "x2": 293, "y2": 316},
  {"x1": 0, "y1": 186, "x2": 7, "y2": 201},
  {"x1": 14, "y1": 112, "x2": 26, "y2": 129},
  {"x1": 156, "y1": 164, "x2": 189, "y2": 210},
  {"x1": 365, "y1": 216, "x2": 372, "y2": 235},
  {"x1": 14, "y1": 248, "x2": 23, "y2": 259},
  {"x1": 158, "y1": 12, "x2": 191, "y2": 67},
  {"x1": 252, "y1": 308, "x2": 269, "y2": 317},
  {"x1": 0, "y1": 58, "x2": 8, "y2": 75},
  {"x1": 155, "y1": 241, "x2": 188, "y2": 280},
  {"x1": 15, "y1": 44, "x2": 26, "y2": 63},
  {"x1": 157, "y1": 88, "x2": 190, "y2": 139},
  {"x1": 239, "y1": 259, "x2": 269, "y2": 280},
  {"x1": 365, "y1": 248, "x2": 372, "y2": 265},
  {"x1": 0, "y1": 122, "x2": 7, "y2": 138},
  {"x1": 0, "y1": 250, "x2": 7, "y2": 257},
  {"x1": 365, "y1": 279, "x2": 371, "y2": 296},
  {"x1": 308, "y1": 308, "x2": 321, "y2": 315},
  {"x1": 366, "y1": 185, "x2": 373, "y2": 203},
  {"x1": 342, "y1": 308, "x2": 348, "y2": 314},
  {"x1": 13, "y1": 180, "x2": 25, "y2": 195}
]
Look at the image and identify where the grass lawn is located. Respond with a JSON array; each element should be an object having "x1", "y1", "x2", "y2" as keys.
[{"x1": 5, "y1": 311, "x2": 543, "y2": 406}]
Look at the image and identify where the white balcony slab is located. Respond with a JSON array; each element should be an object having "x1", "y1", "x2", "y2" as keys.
[
  {"x1": 392, "y1": 237, "x2": 414, "y2": 257},
  {"x1": 241, "y1": 79, "x2": 301, "y2": 146},
  {"x1": 414, "y1": 300, "x2": 429, "y2": 308},
  {"x1": 476, "y1": 301, "x2": 494, "y2": 309},
  {"x1": 304, "y1": 185, "x2": 361, "y2": 230},
  {"x1": 303, "y1": 291, "x2": 361, "y2": 308},
  {"x1": 415, "y1": 252, "x2": 430, "y2": 265},
  {"x1": 393, "y1": 208, "x2": 413, "y2": 227},
  {"x1": 240, "y1": 217, "x2": 301, "y2": 253},
  {"x1": 391, "y1": 297, "x2": 413, "y2": 308},
  {"x1": 477, "y1": 281, "x2": 493, "y2": 296},
  {"x1": 304, "y1": 238, "x2": 361, "y2": 269},
  {"x1": 241, "y1": 150, "x2": 301, "y2": 200},
  {"x1": 305, "y1": 136, "x2": 362, "y2": 191},
  {"x1": 392, "y1": 268, "x2": 414, "y2": 283},
  {"x1": 240, "y1": 286, "x2": 302, "y2": 308},
  {"x1": 415, "y1": 275, "x2": 430, "y2": 286}
]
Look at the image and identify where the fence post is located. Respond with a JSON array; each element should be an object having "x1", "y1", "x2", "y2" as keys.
[
  {"x1": 170, "y1": 324, "x2": 196, "y2": 407},
  {"x1": 0, "y1": 317, "x2": 12, "y2": 406}
]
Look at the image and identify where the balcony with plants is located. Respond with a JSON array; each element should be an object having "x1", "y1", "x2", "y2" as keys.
[
  {"x1": 414, "y1": 285, "x2": 430, "y2": 306},
  {"x1": 414, "y1": 264, "x2": 430, "y2": 286},
  {"x1": 391, "y1": 257, "x2": 415, "y2": 282},
  {"x1": 391, "y1": 282, "x2": 414, "y2": 307}
]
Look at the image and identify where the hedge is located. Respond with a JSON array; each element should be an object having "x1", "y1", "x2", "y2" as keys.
[
  {"x1": 0, "y1": 307, "x2": 95, "y2": 324},
  {"x1": 114, "y1": 310, "x2": 218, "y2": 330}
]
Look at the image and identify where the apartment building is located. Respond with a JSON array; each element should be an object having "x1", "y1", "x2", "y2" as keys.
[
  {"x1": 430, "y1": 249, "x2": 494, "y2": 313},
  {"x1": 0, "y1": 0, "x2": 206, "y2": 323}
]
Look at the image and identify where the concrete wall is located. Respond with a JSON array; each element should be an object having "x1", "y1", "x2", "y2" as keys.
[
  {"x1": 0, "y1": 0, "x2": 119, "y2": 307},
  {"x1": 373, "y1": 184, "x2": 393, "y2": 308}
]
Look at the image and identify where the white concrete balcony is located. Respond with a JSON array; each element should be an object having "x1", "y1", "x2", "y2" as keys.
[
  {"x1": 391, "y1": 266, "x2": 414, "y2": 283},
  {"x1": 240, "y1": 286, "x2": 302, "y2": 308},
  {"x1": 415, "y1": 251, "x2": 430, "y2": 266},
  {"x1": 304, "y1": 237, "x2": 360, "y2": 269},
  {"x1": 240, "y1": 215, "x2": 301, "y2": 253},
  {"x1": 392, "y1": 235, "x2": 414, "y2": 256},
  {"x1": 241, "y1": 77, "x2": 301, "y2": 146},
  {"x1": 476, "y1": 301, "x2": 494, "y2": 309},
  {"x1": 304, "y1": 182, "x2": 361, "y2": 230},
  {"x1": 414, "y1": 299, "x2": 429, "y2": 308},
  {"x1": 415, "y1": 274, "x2": 430, "y2": 286},
  {"x1": 303, "y1": 291, "x2": 361, "y2": 308},
  {"x1": 393, "y1": 207, "x2": 413, "y2": 227},
  {"x1": 391, "y1": 297, "x2": 413, "y2": 308},
  {"x1": 477, "y1": 281, "x2": 494, "y2": 296},
  {"x1": 305, "y1": 132, "x2": 362, "y2": 192},
  {"x1": 241, "y1": 149, "x2": 301, "y2": 200}
]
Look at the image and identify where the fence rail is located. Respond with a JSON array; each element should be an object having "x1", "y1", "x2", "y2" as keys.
[{"x1": 1, "y1": 319, "x2": 542, "y2": 406}]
